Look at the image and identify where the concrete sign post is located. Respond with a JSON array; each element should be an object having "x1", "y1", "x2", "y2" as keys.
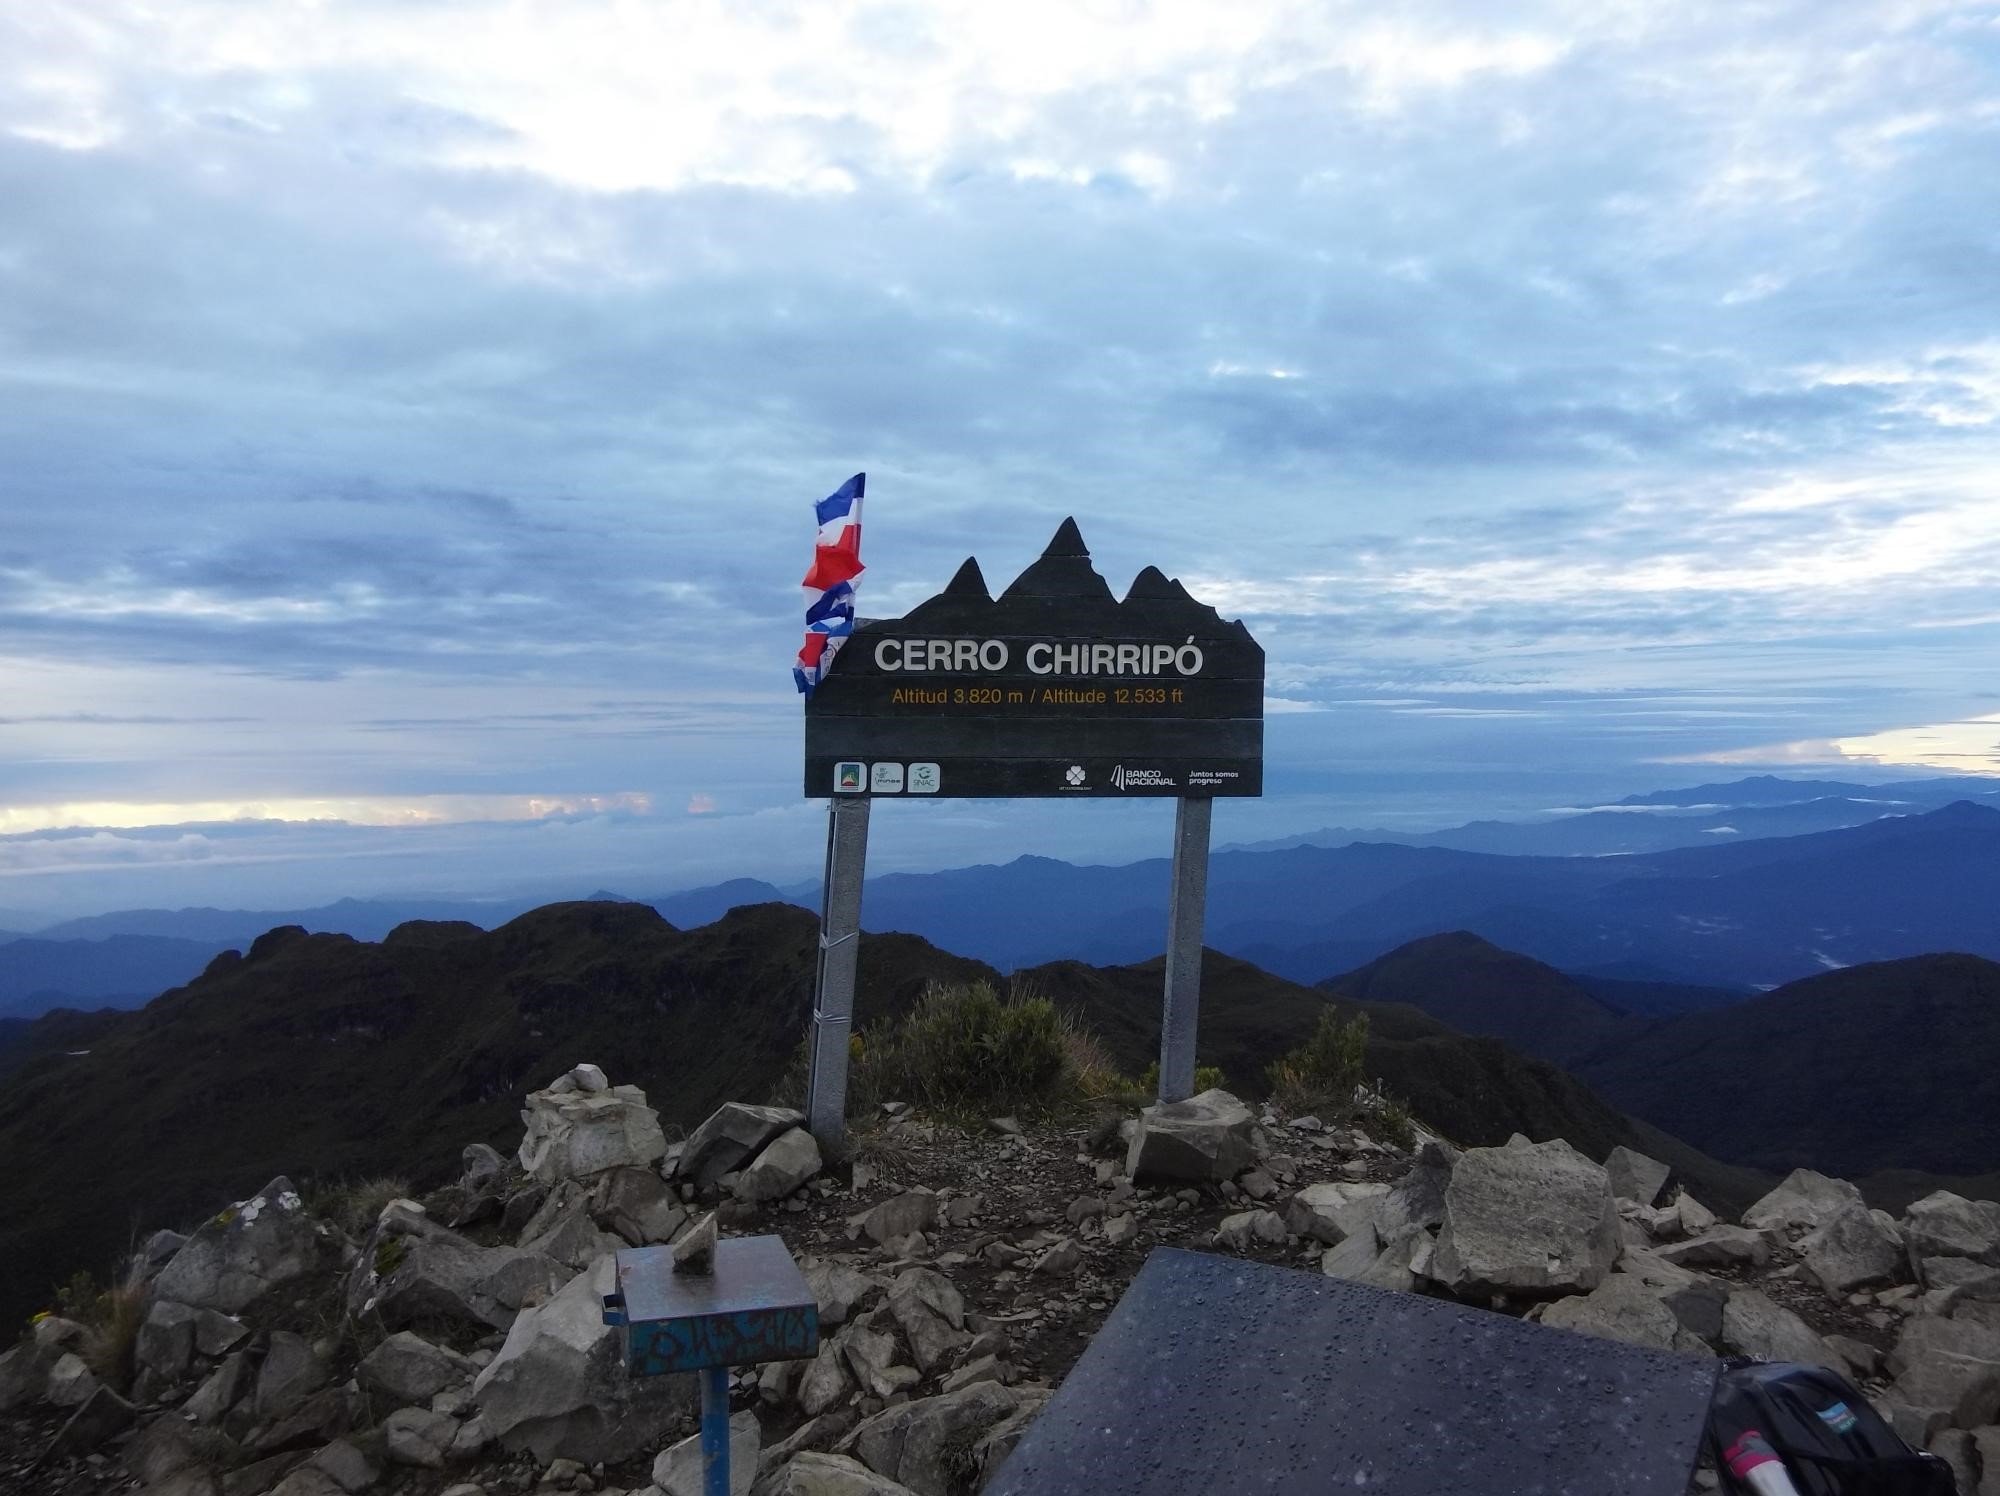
[
  {"x1": 803, "y1": 519, "x2": 1264, "y2": 1145},
  {"x1": 805, "y1": 794, "x2": 870, "y2": 1143}
]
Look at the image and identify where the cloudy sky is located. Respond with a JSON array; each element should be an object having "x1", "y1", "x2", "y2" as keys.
[{"x1": 4, "y1": 0, "x2": 1999, "y2": 920}]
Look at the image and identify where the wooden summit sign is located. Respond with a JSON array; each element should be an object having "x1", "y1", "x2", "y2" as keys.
[{"x1": 804, "y1": 518, "x2": 1264, "y2": 799}]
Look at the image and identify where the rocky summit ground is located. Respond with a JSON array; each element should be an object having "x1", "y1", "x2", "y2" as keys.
[{"x1": 4, "y1": 1063, "x2": 1999, "y2": 1496}]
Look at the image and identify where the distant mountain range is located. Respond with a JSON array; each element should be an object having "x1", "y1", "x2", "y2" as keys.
[
  {"x1": 1226, "y1": 774, "x2": 2000, "y2": 857},
  {"x1": 0, "y1": 901, "x2": 1763, "y2": 1330},
  {"x1": 6, "y1": 775, "x2": 1997, "y2": 1016}
]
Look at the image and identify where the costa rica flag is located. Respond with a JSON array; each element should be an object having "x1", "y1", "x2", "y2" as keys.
[{"x1": 795, "y1": 473, "x2": 864, "y2": 695}]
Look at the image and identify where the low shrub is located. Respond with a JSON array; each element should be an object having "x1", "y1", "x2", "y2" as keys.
[
  {"x1": 1266, "y1": 1009, "x2": 1370, "y2": 1117},
  {"x1": 851, "y1": 981, "x2": 1077, "y2": 1117},
  {"x1": 1367, "y1": 1094, "x2": 1417, "y2": 1151}
]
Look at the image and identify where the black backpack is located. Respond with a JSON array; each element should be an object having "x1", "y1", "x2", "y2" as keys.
[{"x1": 1707, "y1": 1359, "x2": 1958, "y2": 1495}]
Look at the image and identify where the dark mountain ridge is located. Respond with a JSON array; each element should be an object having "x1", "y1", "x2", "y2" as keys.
[
  {"x1": 1317, "y1": 931, "x2": 1637, "y2": 1066},
  {"x1": 1314, "y1": 932, "x2": 2000, "y2": 1189},
  {"x1": 0, "y1": 900, "x2": 1762, "y2": 1331},
  {"x1": 1569, "y1": 951, "x2": 2000, "y2": 1181}
]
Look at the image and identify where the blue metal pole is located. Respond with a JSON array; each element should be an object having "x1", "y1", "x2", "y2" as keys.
[{"x1": 700, "y1": 1364, "x2": 730, "y2": 1496}]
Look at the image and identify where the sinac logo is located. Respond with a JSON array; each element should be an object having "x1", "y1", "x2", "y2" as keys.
[{"x1": 1064, "y1": 765, "x2": 1086, "y2": 786}]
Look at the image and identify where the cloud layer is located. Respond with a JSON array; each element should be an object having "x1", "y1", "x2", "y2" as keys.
[{"x1": 3, "y1": 1, "x2": 1998, "y2": 913}]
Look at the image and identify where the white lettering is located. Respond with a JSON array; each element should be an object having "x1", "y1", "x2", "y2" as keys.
[{"x1": 876, "y1": 638, "x2": 901, "y2": 671}]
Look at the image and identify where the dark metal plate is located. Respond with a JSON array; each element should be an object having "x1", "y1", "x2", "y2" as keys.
[{"x1": 986, "y1": 1248, "x2": 1718, "y2": 1496}]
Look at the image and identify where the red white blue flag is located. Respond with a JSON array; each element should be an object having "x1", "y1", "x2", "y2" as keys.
[{"x1": 795, "y1": 473, "x2": 864, "y2": 695}]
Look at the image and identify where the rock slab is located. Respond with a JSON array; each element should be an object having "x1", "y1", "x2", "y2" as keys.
[
  {"x1": 1431, "y1": 1138, "x2": 1620, "y2": 1297},
  {"x1": 1124, "y1": 1089, "x2": 1256, "y2": 1184},
  {"x1": 153, "y1": 1176, "x2": 322, "y2": 1312}
]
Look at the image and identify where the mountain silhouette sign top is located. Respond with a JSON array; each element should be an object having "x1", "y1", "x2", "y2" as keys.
[{"x1": 804, "y1": 519, "x2": 1264, "y2": 799}]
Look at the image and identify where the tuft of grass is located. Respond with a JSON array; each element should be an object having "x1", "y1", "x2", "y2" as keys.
[
  {"x1": 1266, "y1": 1009, "x2": 1370, "y2": 1118},
  {"x1": 846, "y1": 1125, "x2": 918, "y2": 1181},
  {"x1": 312, "y1": 1176, "x2": 412, "y2": 1239},
  {"x1": 50, "y1": 1269, "x2": 146, "y2": 1391},
  {"x1": 82, "y1": 1279, "x2": 146, "y2": 1389}
]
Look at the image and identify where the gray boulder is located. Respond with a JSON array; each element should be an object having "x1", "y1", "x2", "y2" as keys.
[
  {"x1": 735, "y1": 1129, "x2": 825, "y2": 1204},
  {"x1": 345, "y1": 1202, "x2": 533, "y2": 1330},
  {"x1": 1923, "y1": 1258, "x2": 2000, "y2": 1300},
  {"x1": 518, "y1": 1077, "x2": 667, "y2": 1184},
  {"x1": 798, "y1": 1338, "x2": 854, "y2": 1417},
  {"x1": 1929, "y1": 1430, "x2": 1979, "y2": 1494},
  {"x1": 1431, "y1": 1137, "x2": 1619, "y2": 1297},
  {"x1": 841, "y1": 1323, "x2": 912, "y2": 1400},
  {"x1": 971, "y1": 1389, "x2": 1050, "y2": 1484},
  {"x1": 1604, "y1": 1147, "x2": 1671, "y2": 1207},
  {"x1": 268, "y1": 1470, "x2": 345, "y2": 1496},
  {"x1": 753, "y1": 1451, "x2": 923, "y2": 1495},
  {"x1": 1284, "y1": 1182, "x2": 1388, "y2": 1244},
  {"x1": 1321, "y1": 1226, "x2": 1384, "y2": 1282},
  {"x1": 1214, "y1": 1210, "x2": 1290, "y2": 1253},
  {"x1": 1888, "y1": 1318, "x2": 2000, "y2": 1431},
  {"x1": 1675, "y1": 1193, "x2": 1718, "y2": 1238},
  {"x1": 0, "y1": 1345, "x2": 37, "y2": 1412},
  {"x1": 1800, "y1": 1202, "x2": 1906, "y2": 1295},
  {"x1": 1373, "y1": 1147, "x2": 1453, "y2": 1235},
  {"x1": 1617, "y1": 1248, "x2": 1730, "y2": 1346},
  {"x1": 1124, "y1": 1089, "x2": 1257, "y2": 1184},
  {"x1": 1742, "y1": 1169, "x2": 1863, "y2": 1234},
  {"x1": 45, "y1": 1352, "x2": 99, "y2": 1407},
  {"x1": 861, "y1": 1192, "x2": 939, "y2": 1246},
  {"x1": 1654, "y1": 1226, "x2": 1772, "y2": 1271},
  {"x1": 307, "y1": 1437, "x2": 382, "y2": 1492},
  {"x1": 136, "y1": 1301, "x2": 248, "y2": 1382},
  {"x1": 358, "y1": 1331, "x2": 476, "y2": 1405},
  {"x1": 1352, "y1": 1225, "x2": 1435, "y2": 1293},
  {"x1": 1542, "y1": 1275, "x2": 1710, "y2": 1355},
  {"x1": 470, "y1": 1254, "x2": 690, "y2": 1463},
  {"x1": 848, "y1": 1382, "x2": 1033, "y2": 1496},
  {"x1": 1721, "y1": 1288, "x2": 1848, "y2": 1372},
  {"x1": 1973, "y1": 1427, "x2": 2000, "y2": 1496},
  {"x1": 183, "y1": 1350, "x2": 253, "y2": 1424},
  {"x1": 520, "y1": 1194, "x2": 627, "y2": 1271},
  {"x1": 384, "y1": 1406, "x2": 459, "y2": 1468},
  {"x1": 885, "y1": 1268, "x2": 968, "y2": 1373},
  {"x1": 804, "y1": 1260, "x2": 879, "y2": 1327},
  {"x1": 656, "y1": 1409, "x2": 759, "y2": 1495},
  {"x1": 153, "y1": 1177, "x2": 323, "y2": 1312},
  {"x1": 252, "y1": 1385, "x2": 355, "y2": 1455},
  {"x1": 253, "y1": 1332, "x2": 331, "y2": 1424},
  {"x1": 462, "y1": 1142, "x2": 508, "y2": 1190},
  {"x1": 49, "y1": 1384, "x2": 136, "y2": 1452},
  {"x1": 1907, "y1": 1192, "x2": 2000, "y2": 1266},
  {"x1": 591, "y1": 1165, "x2": 689, "y2": 1246},
  {"x1": 680, "y1": 1103, "x2": 809, "y2": 1189}
]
